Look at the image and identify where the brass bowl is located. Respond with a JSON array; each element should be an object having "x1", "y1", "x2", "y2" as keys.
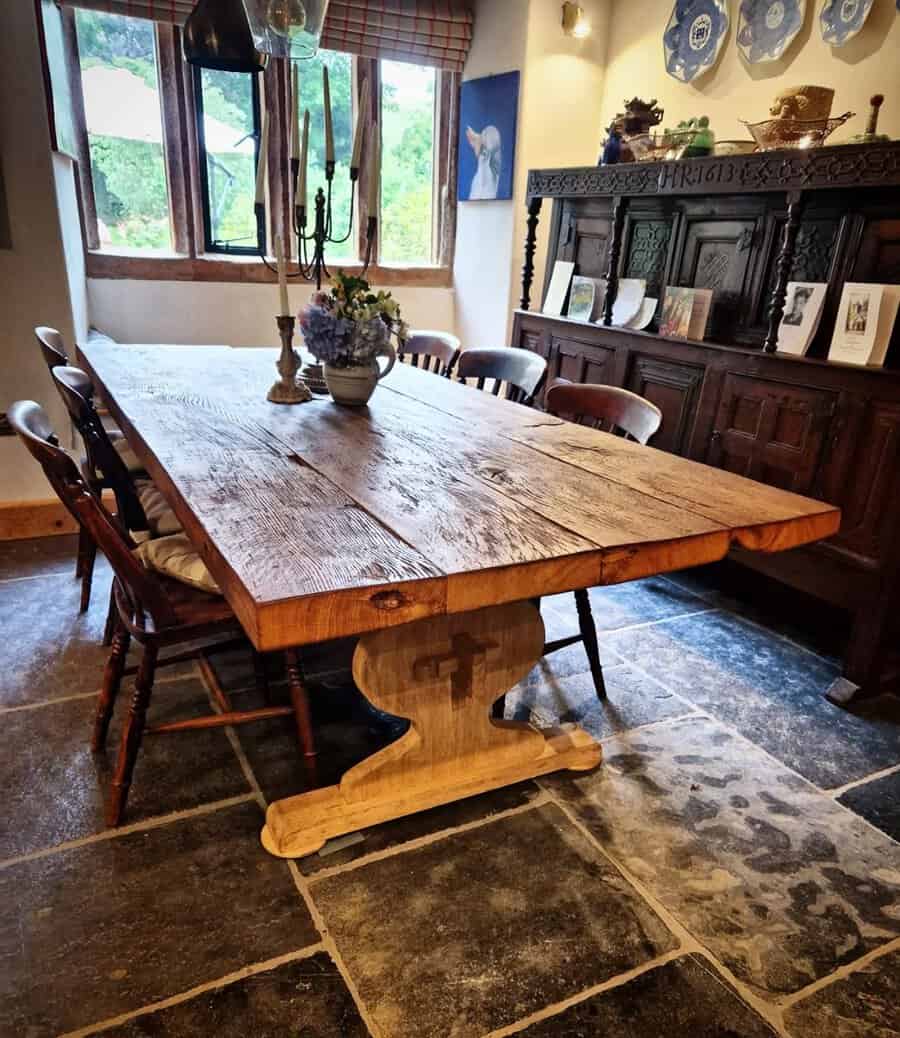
[{"x1": 741, "y1": 113, "x2": 853, "y2": 151}]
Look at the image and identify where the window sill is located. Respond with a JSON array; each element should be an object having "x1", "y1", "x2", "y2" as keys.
[{"x1": 85, "y1": 251, "x2": 453, "y2": 289}]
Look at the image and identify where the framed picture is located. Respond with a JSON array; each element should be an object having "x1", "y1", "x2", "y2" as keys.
[{"x1": 457, "y1": 71, "x2": 520, "y2": 202}]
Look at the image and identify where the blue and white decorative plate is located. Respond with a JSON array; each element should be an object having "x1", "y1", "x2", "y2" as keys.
[
  {"x1": 737, "y1": 0, "x2": 805, "y2": 61},
  {"x1": 663, "y1": 0, "x2": 730, "y2": 82},
  {"x1": 819, "y1": 0, "x2": 874, "y2": 44}
]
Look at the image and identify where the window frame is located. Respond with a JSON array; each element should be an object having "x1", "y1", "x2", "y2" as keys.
[
  {"x1": 192, "y1": 64, "x2": 264, "y2": 256},
  {"x1": 58, "y1": 12, "x2": 457, "y2": 288}
]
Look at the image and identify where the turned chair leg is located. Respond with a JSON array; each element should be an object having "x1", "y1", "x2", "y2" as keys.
[
  {"x1": 285, "y1": 648, "x2": 318, "y2": 790},
  {"x1": 76, "y1": 527, "x2": 96, "y2": 612},
  {"x1": 491, "y1": 694, "x2": 507, "y2": 720},
  {"x1": 574, "y1": 588, "x2": 607, "y2": 701},
  {"x1": 106, "y1": 642, "x2": 158, "y2": 827},
  {"x1": 93, "y1": 622, "x2": 131, "y2": 752},
  {"x1": 102, "y1": 584, "x2": 117, "y2": 647}
]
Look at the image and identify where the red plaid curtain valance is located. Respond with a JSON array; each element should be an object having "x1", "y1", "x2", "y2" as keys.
[
  {"x1": 62, "y1": 0, "x2": 195, "y2": 22},
  {"x1": 63, "y1": 0, "x2": 475, "y2": 70},
  {"x1": 322, "y1": 1, "x2": 473, "y2": 71}
]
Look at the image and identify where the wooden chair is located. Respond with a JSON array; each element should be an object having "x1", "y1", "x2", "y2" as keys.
[
  {"x1": 36, "y1": 328, "x2": 144, "y2": 612},
  {"x1": 545, "y1": 379, "x2": 663, "y2": 444},
  {"x1": 400, "y1": 330, "x2": 461, "y2": 377},
  {"x1": 457, "y1": 347, "x2": 547, "y2": 406},
  {"x1": 9, "y1": 400, "x2": 317, "y2": 827},
  {"x1": 540, "y1": 379, "x2": 664, "y2": 702}
]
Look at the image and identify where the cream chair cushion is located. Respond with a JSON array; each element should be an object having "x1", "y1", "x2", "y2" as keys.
[
  {"x1": 134, "y1": 533, "x2": 221, "y2": 594},
  {"x1": 135, "y1": 479, "x2": 183, "y2": 536},
  {"x1": 113, "y1": 436, "x2": 144, "y2": 473}
]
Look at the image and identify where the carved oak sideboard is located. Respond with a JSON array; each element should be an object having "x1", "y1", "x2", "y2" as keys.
[{"x1": 513, "y1": 142, "x2": 900, "y2": 695}]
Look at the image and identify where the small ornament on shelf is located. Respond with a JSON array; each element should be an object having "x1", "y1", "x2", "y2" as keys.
[{"x1": 845, "y1": 95, "x2": 891, "y2": 145}]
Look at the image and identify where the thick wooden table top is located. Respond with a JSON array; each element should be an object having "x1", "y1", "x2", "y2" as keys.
[{"x1": 79, "y1": 342, "x2": 841, "y2": 651}]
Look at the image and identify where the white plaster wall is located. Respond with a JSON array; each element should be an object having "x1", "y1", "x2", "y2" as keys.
[
  {"x1": 0, "y1": 4, "x2": 79, "y2": 503},
  {"x1": 598, "y1": 0, "x2": 900, "y2": 141},
  {"x1": 87, "y1": 279, "x2": 455, "y2": 346}
]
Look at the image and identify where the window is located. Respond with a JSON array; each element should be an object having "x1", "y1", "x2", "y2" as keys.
[
  {"x1": 74, "y1": 9, "x2": 171, "y2": 251},
  {"x1": 194, "y1": 68, "x2": 262, "y2": 254},
  {"x1": 62, "y1": 11, "x2": 456, "y2": 284},
  {"x1": 379, "y1": 60, "x2": 437, "y2": 266}
]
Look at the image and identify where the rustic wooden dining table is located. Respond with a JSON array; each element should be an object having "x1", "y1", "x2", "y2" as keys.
[{"x1": 78, "y1": 340, "x2": 841, "y2": 859}]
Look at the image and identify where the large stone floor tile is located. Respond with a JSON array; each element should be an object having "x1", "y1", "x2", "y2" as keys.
[
  {"x1": 0, "y1": 534, "x2": 79, "y2": 580},
  {"x1": 785, "y1": 947, "x2": 900, "y2": 1037},
  {"x1": 518, "y1": 955, "x2": 778, "y2": 1037},
  {"x1": 605, "y1": 610, "x2": 900, "y2": 789},
  {"x1": 0, "y1": 801, "x2": 318, "y2": 1037},
  {"x1": 508, "y1": 662, "x2": 696, "y2": 739},
  {"x1": 0, "y1": 676, "x2": 250, "y2": 860},
  {"x1": 312, "y1": 802, "x2": 676, "y2": 1038},
  {"x1": 838, "y1": 770, "x2": 900, "y2": 843},
  {"x1": 547, "y1": 716, "x2": 900, "y2": 1000},
  {"x1": 102, "y1": 952, "x2": 369, "y2": 1037},
  {"x1": 0, "y1": 571, "x2": 111, "y2": 707}
]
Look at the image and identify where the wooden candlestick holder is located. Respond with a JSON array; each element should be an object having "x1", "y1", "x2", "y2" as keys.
[{"x1": 267, "y1": 315, "x2": 311, "y2": 405}]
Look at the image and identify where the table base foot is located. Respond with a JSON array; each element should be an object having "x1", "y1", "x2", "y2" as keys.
[{"x1": 261, "y1": 723, "x2": 601, "y2": 858}]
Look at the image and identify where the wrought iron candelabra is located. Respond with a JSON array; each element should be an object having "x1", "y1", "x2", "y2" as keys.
[{"x1": 254, "y1": 140, "x2": 377, "y2": 290}]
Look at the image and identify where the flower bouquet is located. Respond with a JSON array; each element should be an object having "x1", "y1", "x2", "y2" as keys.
[{"x1": 299, "y1": 272, "x2": 407, "y2": 405}]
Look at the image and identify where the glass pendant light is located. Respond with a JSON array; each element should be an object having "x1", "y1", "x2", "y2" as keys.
[
  {"x1": 240, "y1": 0, "x2": 331, "y2": 60},
  {"x1": 183, "y1": 0, "x2": 266, "y2": 72}
]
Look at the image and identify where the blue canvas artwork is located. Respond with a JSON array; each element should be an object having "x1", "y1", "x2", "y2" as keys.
[{"x1": 458, "y1": 71, "x2": 520, "y2": 202}]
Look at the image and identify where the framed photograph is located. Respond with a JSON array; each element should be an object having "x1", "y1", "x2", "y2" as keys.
[
  {"x1": 777, "y1": 282, "x2": 827, "y2": 356},
  {"x1": 458, "y1": 71, "x2": 520, "y2": 202},
  {"x1": 659, "y1": 287, "x2": 694, "y2": 338}
]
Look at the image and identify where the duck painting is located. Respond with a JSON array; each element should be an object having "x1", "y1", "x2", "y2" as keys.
[{"x1": 458, "y1": 71, "x2": 519, "y2": 201}]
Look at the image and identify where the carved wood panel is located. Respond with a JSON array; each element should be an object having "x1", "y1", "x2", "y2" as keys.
[
  {"x1": 708, "y1": 374, "x2": 837, "y2": 494},
  {"x1": 676, "y1": 215, "x2": 764, "y2": 340},
  {"x1": 831, "y1": 400, "x2": 900, "y2": 566},
  {"x1": 623, "y1": 216, "x2": 672, "y2": 301},
  {"x1": 852, "y1": 218, "x2": 900, "y2": 284},
  {"x1": 625, "y1": 354, "x2": 704, "y2": 456},
  {"x1": 547, "y1": 336, "x2": 614, "y2": 386}
]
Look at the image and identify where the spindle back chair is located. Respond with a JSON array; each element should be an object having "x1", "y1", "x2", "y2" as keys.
[
  {"x1": 457, "y1": 347, "x2": 547, "y2": 406},
  {"x1": 546, "y1": 379, "x2": 662, "y2": 444},
  {"x1": 9, "y1": 400, "x2": 317, "y2": 827},
  {"x1": 401, "y1": 330, "x2": 460, "y2": 377}
]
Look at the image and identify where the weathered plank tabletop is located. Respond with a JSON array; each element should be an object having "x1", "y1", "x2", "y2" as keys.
[{"x1": 79, "y1": 341, "x2": 841, "y2": 857}]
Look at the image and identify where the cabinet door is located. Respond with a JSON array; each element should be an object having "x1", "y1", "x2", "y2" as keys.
[
  {"x1": 708, "y1": 374, "x2": 837, "y2": 494},
  {"x1": 831, "y1": 400, "x2": 900, "y2": 567},
  {"x1": 677, "y1": 214, "x2": 763, "y2": 340},
  {"x1": 547, "y1": 335, "x2": 615, "y2": 385},
  {"x1": 626, "y1": 355, "x2": 704, "y2": 455}
]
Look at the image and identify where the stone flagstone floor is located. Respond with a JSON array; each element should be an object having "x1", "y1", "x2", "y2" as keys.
[{"x1": 0, "y1": 536, "x2": 899, "y2": 1037}]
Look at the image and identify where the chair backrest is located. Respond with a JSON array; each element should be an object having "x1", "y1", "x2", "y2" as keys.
[
  {"x1": 52, "y1": 365, "x2": 148, "y2": 533},
  {"x1": 400, "y1": 330, "x2": 461, "y2": 377},
  {"x1": 546, "y1": 379, "x2": 663, "y2": 444},
  {"x1": 9, "y1": 401, "x2": 177, "y2": 628},
  {"x1": 35, "y1": 326, "x2": 69, "y2": 371},
  {"x1": 457, "y1": 347, "x2": 547, "y2": 406}
]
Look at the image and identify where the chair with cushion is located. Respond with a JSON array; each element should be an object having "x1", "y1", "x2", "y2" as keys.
[
  {"x1": 400, "y1": 330, "x2": 461, "y2": 377},
  {"x1": 9, "y1": 400, "x2": 317, "y2": 827},
  {"x1": 52, "y1": 365, "x2": 181, "y2": 614},
  {"x1": 36, "y1": 328, "x2": 144, "y2": 611},
  {"x1": 457, "y1": 347, "x2": 547, "y2": 406},
  {"x1": 541, "y1": 378, "x2": 664, "y2": 702}
]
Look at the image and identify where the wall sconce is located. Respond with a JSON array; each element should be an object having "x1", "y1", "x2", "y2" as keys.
[{"x1": 561, "y1": 2, "x2": 591, "y2": 37}]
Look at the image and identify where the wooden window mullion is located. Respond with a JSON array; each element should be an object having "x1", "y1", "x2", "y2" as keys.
[
  {"x1": 356, "y1": 57, "x2": 380, "y2": 265},
  {"x1": 60, "y1": 7, "x2": 99, "y2": 251},
  {"x1": 156, "y1": 24, "x2": 194, "y2": 255},
  {"x1": 436, "y1": 70, "x2": 459, "y2": 270}
]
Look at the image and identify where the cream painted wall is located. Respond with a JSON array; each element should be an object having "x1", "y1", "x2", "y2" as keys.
[
  {"x1": 87, "y1": 279, "x2": 455, "y2": 346},
  {"x1": 598, "y1": 0, "x2": 900, "y2": 141},
  {"x1": 453, "y1": 0, "x2": 530, "y2": 351},
  {"x1": 454, "y1": 0, "x2": 611, "y2": 349},
  {"x1": 0, "y1": 4, "x2": 80, "y2": 503},
  {"x1": 512, "y1": 0, "x2": 611, "y2": 329}
]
